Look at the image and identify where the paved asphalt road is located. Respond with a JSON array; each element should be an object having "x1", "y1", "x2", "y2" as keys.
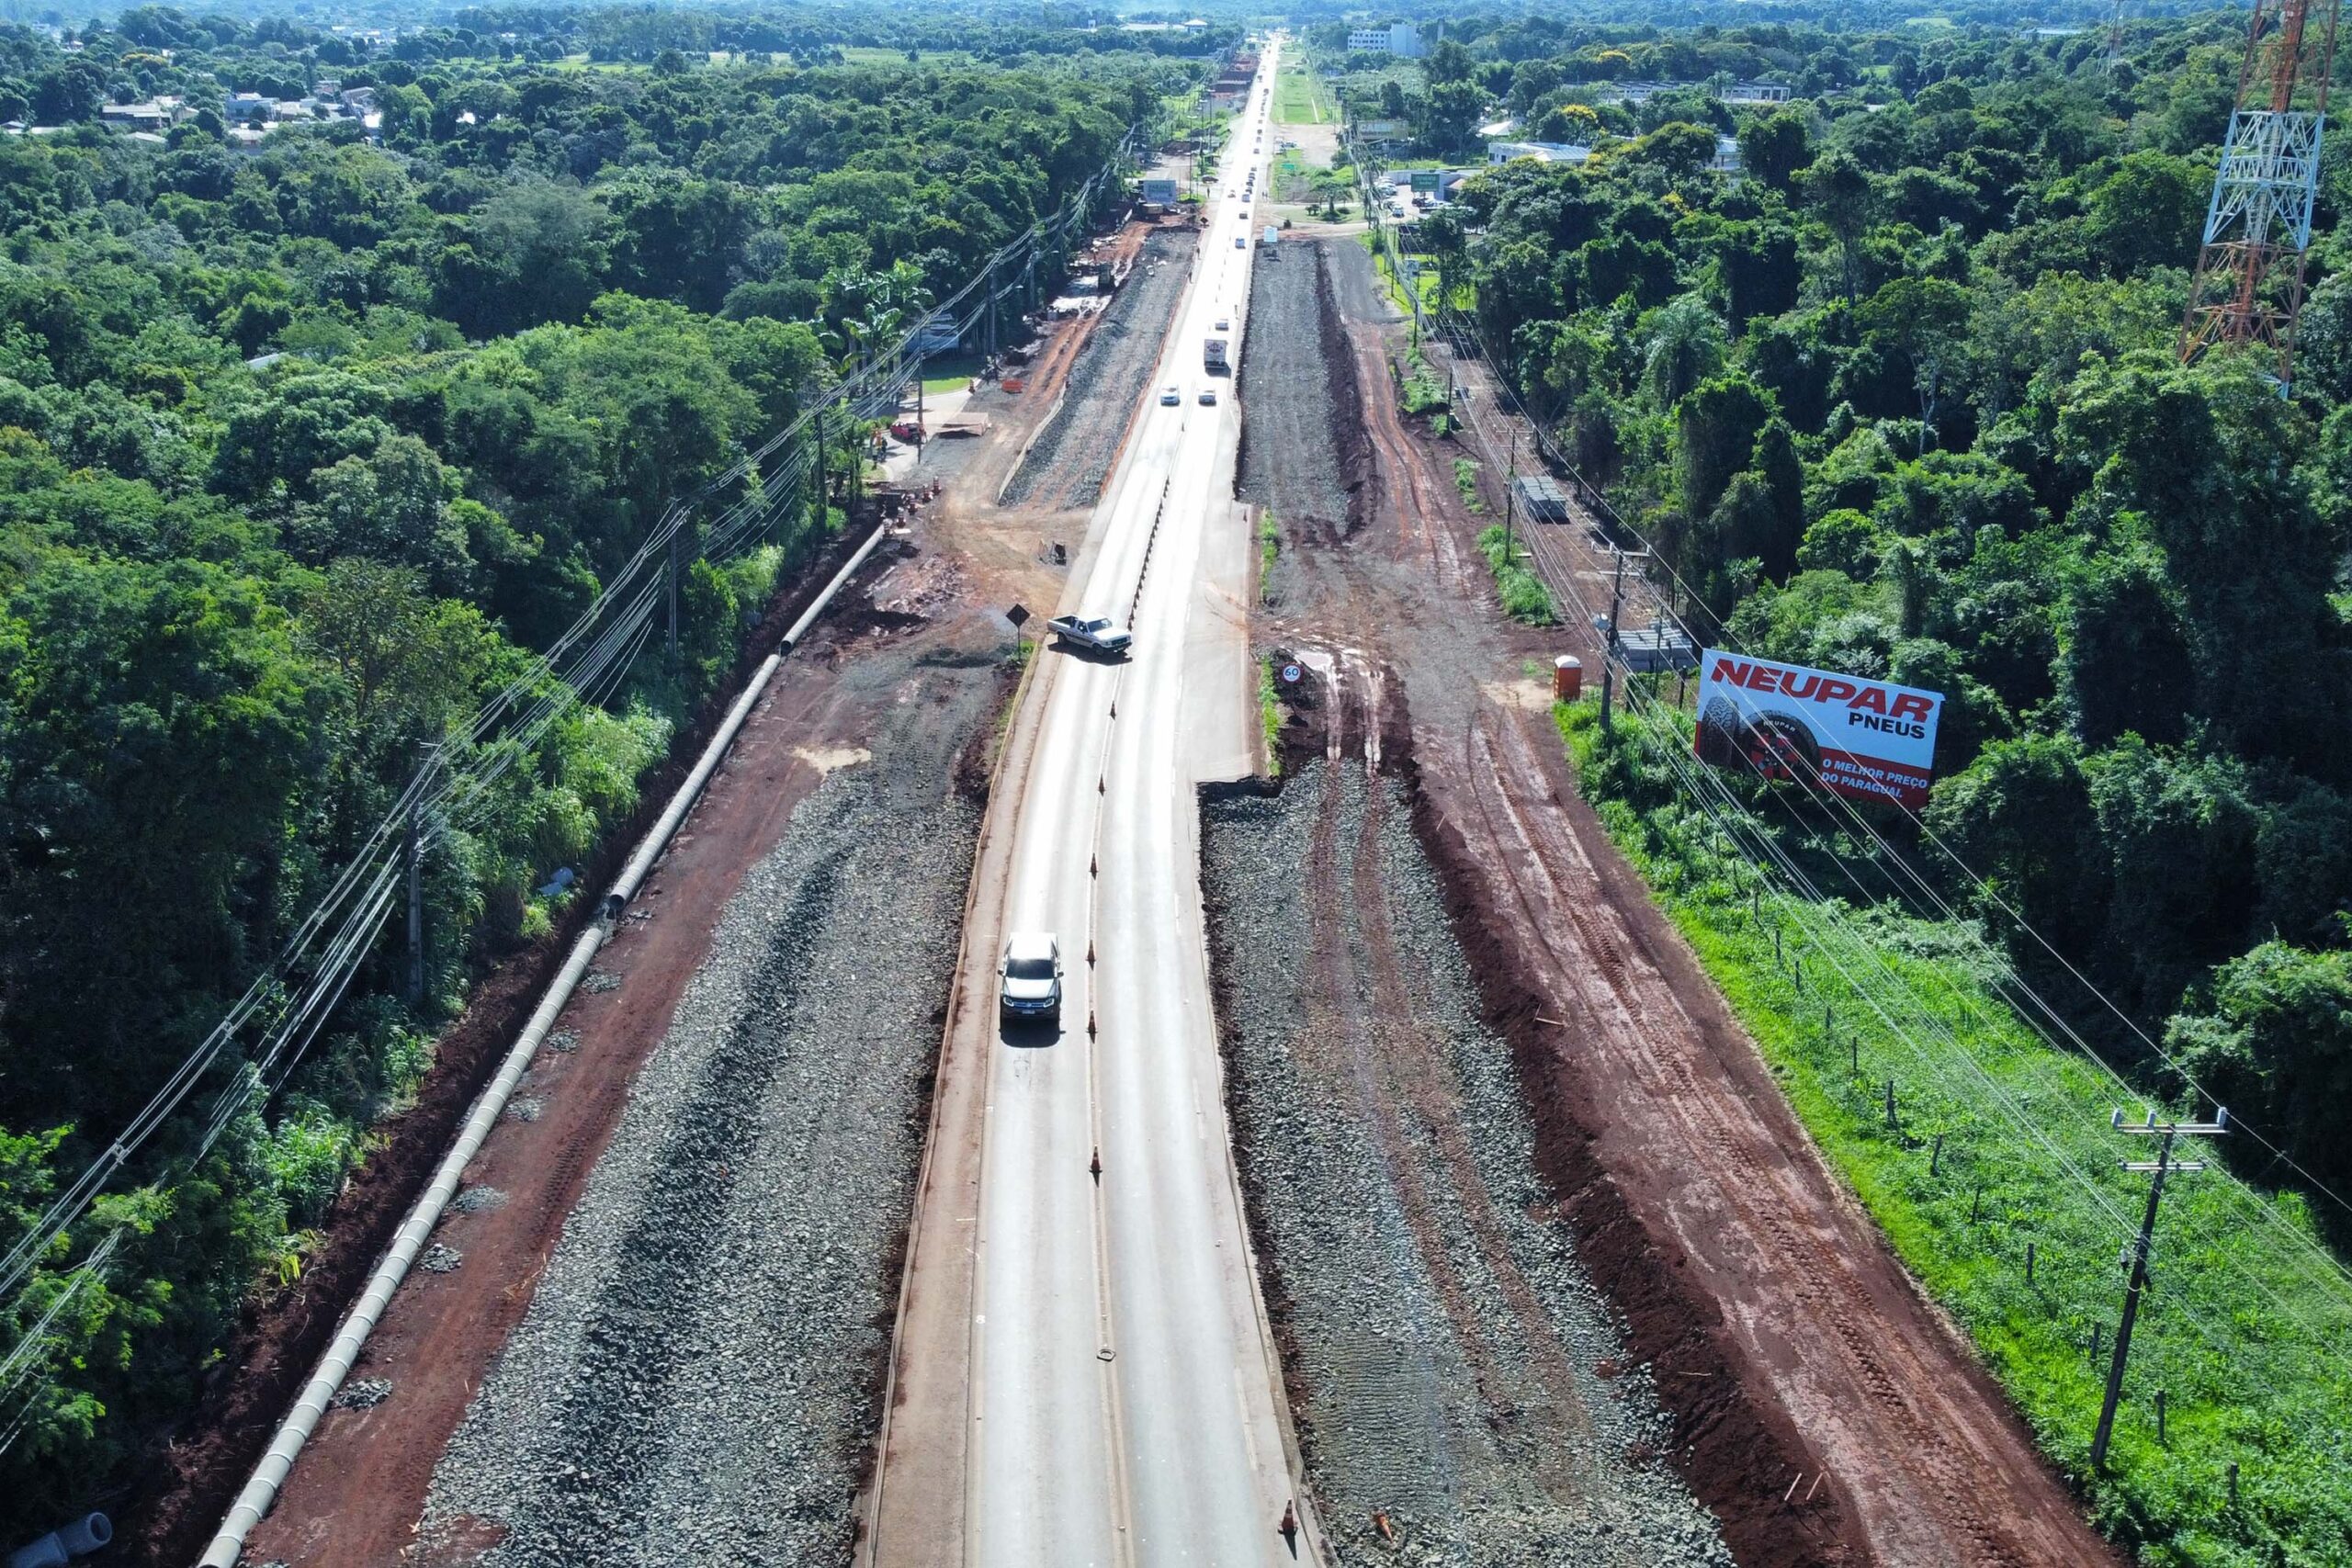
[{"x1": 870, "y1": 41, "x2": 1309, "y2": 1568}]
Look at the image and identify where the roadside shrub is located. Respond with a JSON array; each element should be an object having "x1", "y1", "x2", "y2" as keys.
[{"x1": 1477, "y1": 524, "x2": 1556, "y2": 625}]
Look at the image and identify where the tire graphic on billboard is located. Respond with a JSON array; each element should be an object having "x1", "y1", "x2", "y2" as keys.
[{"x1": 1695, "y1": 697, "x2": 1821, "y2": 781}]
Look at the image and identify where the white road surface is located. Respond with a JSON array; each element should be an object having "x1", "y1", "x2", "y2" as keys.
[{"x1": 953, "y1": 43, "x2": 1309, "y2": 1568}]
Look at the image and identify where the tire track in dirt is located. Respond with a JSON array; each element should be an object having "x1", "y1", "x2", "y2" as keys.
[
  {"x1": 1295, "y1": 669, "x2": 1530, "y2": 1472},
  {"x1": 1295, "y1": 231, "x2": 2117, "y2": 1567},
  {"x1": 1456, "y1": 710, "x2": 2028, "y2": 1568},
  {"x1": 1349, "y1": 729, "x2": 1601, "y2": 1511}
]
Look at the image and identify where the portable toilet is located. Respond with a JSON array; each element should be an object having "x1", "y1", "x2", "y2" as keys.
[{"x1": 1553, "y1": 655, "x2": 1583, "y2": 702}]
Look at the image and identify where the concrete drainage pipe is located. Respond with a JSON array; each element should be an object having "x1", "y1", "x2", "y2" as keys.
[{"x1": 7, "y1": 1514, "x2": 111, "y2": 1568}]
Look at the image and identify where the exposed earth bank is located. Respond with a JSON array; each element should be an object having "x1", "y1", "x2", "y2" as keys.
[
  {"x1": 413, "y1": 644, "x2": 998, "y2": 1567},
  {"x1": 1204, "y1": 745, "x2": 1731, "y2": 1568}
]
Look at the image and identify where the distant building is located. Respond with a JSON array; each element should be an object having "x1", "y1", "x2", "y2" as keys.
[
  {"x1": 225, "y1": 92, "x2": 271, "y2": 121},
  {"x1": 1712, "y1": 134, "x2": 1742, "y2": 175},
  {"x1": 1609, "y1": 77, "x2": 1792, "y2": 107},
  {"x1": 1346, "y1": 23, "x2": 1422, "y2": 58},
  {"x1": 100, "y1": 98, "x2": 184, "y2": 131},
  {"x1": 1488, "y1": 139, "x2": 1591, "y2": 165}
]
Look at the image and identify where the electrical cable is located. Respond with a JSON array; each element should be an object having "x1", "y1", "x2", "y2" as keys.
[
  {"x1": 0, "y1": 123, "x2": 1159, "y2": 1371},
  {"x1": 1434, "y1": 277, "x2": 2352, "y2": 1253}
]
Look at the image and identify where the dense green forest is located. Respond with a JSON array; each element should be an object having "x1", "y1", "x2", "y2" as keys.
[
  {"x1": 0, "y1": 6, "x2": 1194, "y2": 1527},
  {"x1": 1340, "y1": 8, "x2": 2352, "y2": 1560},
  {"x1": 1396, "y1": 6, "x2": 2352, "y2": 1202}
]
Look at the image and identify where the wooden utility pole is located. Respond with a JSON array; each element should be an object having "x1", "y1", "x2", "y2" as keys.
[
  {"x1": 2090, "y1": 1107, "x2": 2229, "y2": 1471},
  {"x1": 1501, "y1": 428, "x2": 1519, "y2": 561},
  {"x1": 404, "y1": 745, "x2": 435, "y2": 1006},
  {"x1": 982, "y1": 255, "x2": 999, "y2": 362},
  {"x1": 813, "y1": 404, "x2": 828, "y2": 533},
  {"x1": 1599, "y1": 549, "x2": 1626, "y2": 725},
  {"x1": 666, "y1": 530, "x2": 681, "y2": 669}
]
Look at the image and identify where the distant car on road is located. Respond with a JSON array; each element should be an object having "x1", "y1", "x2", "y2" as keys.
[
  {"x1": 1199, "y1": 387, "x2": 1217, "y2": 405},
  {"x1": 1160, "y1": 383, "x2": 1182, "y2": 404},
  {"x1": 1234, "y1": 236, "x2": 1246, "y2": 248},
  {"x1": 1046, "y1": 615, "x2": 1133, "y2": 654},
  {"x1": 1216, "y1": 317, "x2": 1230, "y2": 331},
  {"x1": 999, "y1": 932, "x2": 1062, "y2": 1025}
]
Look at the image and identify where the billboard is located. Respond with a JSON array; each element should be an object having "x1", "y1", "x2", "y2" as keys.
[
  {"x1": 1409, "y1": 168, "x2": 1441, "y2": 193},
  {"x1": 1693, "y1": 650, "x2": 1943, "y2": 808},
  {"x1": 1141, "y1": 176, "x2": 1178, "y2": 205}
]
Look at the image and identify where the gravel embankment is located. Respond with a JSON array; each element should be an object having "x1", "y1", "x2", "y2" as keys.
[
  {"x1": 1326, "y1": 234, "x2": 1403, "y2": 326},
  {"x1": 1204, "y1": 761, "x2": 1731, "y2": 1568},
  {"x1": 999, "y1": 228, "x2": 1196, "y2": 510},
  {"x1": 418, "y1": 666, "x2": 993, "y2": 1567},
  {"x1": 1238, "y1": 241, "x2": 1353, "y2": 538}
]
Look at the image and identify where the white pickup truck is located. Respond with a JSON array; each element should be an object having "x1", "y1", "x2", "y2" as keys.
[{"x1": 1046, "y1": 615, "x2": 1133, "y2": 654}]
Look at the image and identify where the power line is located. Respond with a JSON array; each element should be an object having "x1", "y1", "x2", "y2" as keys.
[
  {"x1": 1410, "y1": 235, "x2": 2352, "y2": 1349},
  {"x1": 0, "y1": 123, "x2": 1159, "y2": 1399},
  {"x1": 1430, "y1": 270, "x2": 2352, "y2": 1250}
]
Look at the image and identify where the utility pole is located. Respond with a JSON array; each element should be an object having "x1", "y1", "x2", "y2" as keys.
[
  {"x1": 1501, "y1": 427, "x2": 1519, "y2": 562},
  {"x1": 983, "y1": 255, "x2": 999, "y2": 363},
  {"x1": 813, "y1": 403, "x2": 828, "y2": 533},
  {"x1": 404, "y1": 745, "x2": 435, "y2": 1007},
  {"x1": 1600, "y1": 548, "x2": 1626, "y2": 725},
  {"x1": 665, "y1": 529, "x2": 681, "y2": 669},
  {"x1": 2090, "y1": 1107, "x2": 2229, "y2": 1471}
]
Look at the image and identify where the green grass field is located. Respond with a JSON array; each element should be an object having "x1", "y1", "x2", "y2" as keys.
[
  {"x1": 1557, "y1": 696, "x2": 2352, "y2": 1567},
  {"x1": 915, "y1": 350, "x2": 985, "y2": 393},
  {"x1": 1273, "y1": 67, "x2": 1335, "y2": 125}
]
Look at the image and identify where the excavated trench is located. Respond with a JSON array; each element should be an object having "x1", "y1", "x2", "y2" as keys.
[
  {"x1": 1215, "y1": 236, "x2": 1859, "y2": 1568},
  {"x1": 1203, "y1": 683, "x2": 1729, "y2": 1567}
]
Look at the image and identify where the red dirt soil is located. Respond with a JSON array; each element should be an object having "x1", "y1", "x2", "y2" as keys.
[
  {"x1": 123, "y1": 524, "x2": 957, "y2": 1568},
  {"x1": 1291, "y1": 240, "x2": 2120, "y2": 1568}
]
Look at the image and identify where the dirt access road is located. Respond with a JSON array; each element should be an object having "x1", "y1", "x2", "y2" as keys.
[{"x1": 1245, "y1": 237, "x2": 2118, "y2": 1568}]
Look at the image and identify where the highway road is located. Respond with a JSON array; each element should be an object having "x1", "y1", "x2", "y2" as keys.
[{"x1": 867, "y1": 39, "x2": 1310, "y2": 1568}]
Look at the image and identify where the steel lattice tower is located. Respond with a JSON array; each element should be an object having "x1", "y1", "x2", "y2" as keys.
[{"x1": 2178, "y1": 0, "x2": 2342, "y2": 389}]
